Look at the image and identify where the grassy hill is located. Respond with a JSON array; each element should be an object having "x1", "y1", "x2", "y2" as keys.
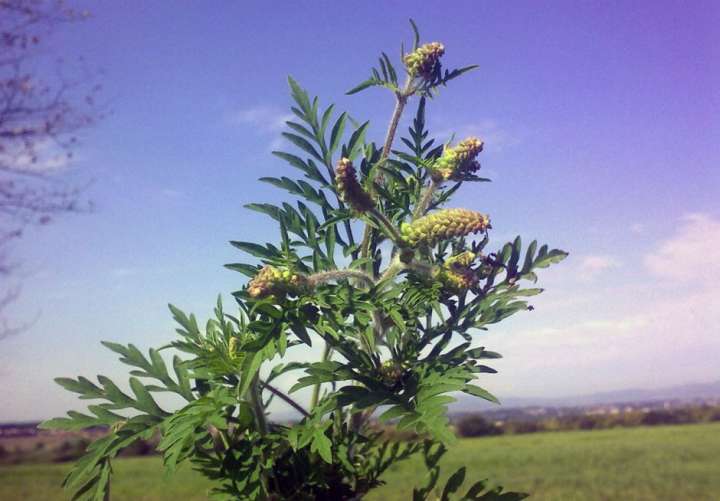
[{"x1": 1, "y1": 422, "x2": 718, "y2": 500}]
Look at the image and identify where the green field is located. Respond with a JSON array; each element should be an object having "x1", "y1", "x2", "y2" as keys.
[{"x1": 2, "y1": 423, "x2": 719, "y2": 500}]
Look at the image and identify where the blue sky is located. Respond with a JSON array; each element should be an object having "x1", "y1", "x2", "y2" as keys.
[{"x1": 2, "y1": 1, "x2": 719, "y2": 420}]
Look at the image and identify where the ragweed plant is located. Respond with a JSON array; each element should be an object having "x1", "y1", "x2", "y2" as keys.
[{"x1": 43, "y1": 21, "x2": 567, "y2": 500}]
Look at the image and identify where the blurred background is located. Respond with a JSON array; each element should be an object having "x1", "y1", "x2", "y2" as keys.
[{"x1": 0, "y1": 1, "x2": 718, "y2": 499}]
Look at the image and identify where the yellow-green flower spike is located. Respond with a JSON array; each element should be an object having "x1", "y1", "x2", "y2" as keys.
[
  {"x1": 446, "y1": 250, "x2": 477, "y2": 269},
  {"x1": 436, "y1": 268, "x2": 477, "y2": 293},
  {"x1": 335, "y1": 158, "x2": 374, "y2": 213},
  {"x1": 404, "y1": 42, "x2": 445, "y2": 79},
  {"x1": 436, "y1": 251, "x2": 478, "y2": 293},
  {"x1": 400, "y1": 209, "x2": 490, "y2": 247},
  {"x1": 247, "y1": 265, "x2": 310, "y2": 299},
  {"x1": 429, "y1": 137, "x2": 484, "y2": 181}
]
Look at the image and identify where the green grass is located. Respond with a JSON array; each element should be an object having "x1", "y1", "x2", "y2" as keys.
[{"x1": 1, "y1": 423, "x2": 719, "y2": 500}]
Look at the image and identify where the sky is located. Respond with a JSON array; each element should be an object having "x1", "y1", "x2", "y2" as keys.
[{"x1": 1, "y1": 0, "x2": 719, "y2": 421}]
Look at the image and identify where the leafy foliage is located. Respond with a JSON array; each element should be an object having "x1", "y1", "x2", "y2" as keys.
[{"x1": 43, "y1": 21, "x2": 567, "y2": 500}]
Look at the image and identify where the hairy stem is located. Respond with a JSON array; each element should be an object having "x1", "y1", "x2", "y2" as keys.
[
  {"x1": 360, "y1": 81, "x2": 413, "y2": 266},
  {"x1": 413, "y1": 178, "x2": 440, "y2": 220},
  {"x1": 381, "y1": 94, "x2": 408, "y2": 159},
  {"x1": 309, "y1": 269, "x2": 375, "y2": 288},
  {"x1": 379, "y1": 254, "x2": 405, "y2": 282}
]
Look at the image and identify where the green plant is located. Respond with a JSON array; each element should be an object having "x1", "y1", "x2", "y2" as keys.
[{"x1": 42, "y1": 22, "x2": 567, "y2": 500}]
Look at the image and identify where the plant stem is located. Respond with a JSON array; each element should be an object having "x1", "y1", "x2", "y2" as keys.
[
  {"x1": 413, "y1": 178, "x2": 440, "y2": 220},
  {"x1": 368, "y1": 207, "x2": 404, "y2": 244},
  {"x1": 379, "y1": 254, "x2": 404, "y2": 282},
  {"x1": 360, "y1": 81, "x2": 413, "y2": 265},
  {"x1": 309, "y1": 269, "x2": 375, "y2": 288},
  {"x1": 104, "y1": 467, "x2": 111, "y2": 501},
  {"x1": 249, "y1": 376, "x2": 268, "y2": 435},
  {"x1": 260, "y1": 379, "x2": 310, "y2": 418},
  {"x1": 381, "y1": 94, "x2": 408, "y2": 159},
  {"x1": 310, "y1": 342, "x2": 332, "y2": 410}
]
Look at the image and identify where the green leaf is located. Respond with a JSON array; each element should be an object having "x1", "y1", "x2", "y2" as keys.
[
  {"x1": 346, "y1": 78, "x2": 380, "y2": 95},
  {"x1": 238, "y1": 350, "x2": 262, "y2": 397},
  {"x1": 129, "y1": 377, "x2": 167, "y2": 416},
  {"x1": 378, "y1": 405, "x2": 407, "y2": 422},
  {"x1": 463, "y1": 384, "x2": 499, "y2": 404},
  {"x1": 54, "y1": 377, "x2": 103, "y2": 398},
  {"x1": 311, "y1": 429, "x2": 333, "y2": 463},
  {"x1": 345, "y1": 121, "x2": 370, "y2": 159},
  {"x1": 521, "y1": 240, "x2": 538, "y2": 274},
  {"x1": 224, "y1": 263, "x2": 259, "y2": 277},
  {"x1": 230, "y1": 241, "x2": 278, "y2": 260},
  {"x1": 441, "y1": 466, "x2": 466, "y2": 501},
  {"x1": 441, "y1": 64, "x2": 480, "y2": 85},
  {"x1": 534, "y1": 249, "x2": 569, "y2": 269},
  {"x1": 290, "y1": 318, "x2": 312, "y2": 346},
  {"x1": 329, "y1": 112, "x2": 347, "y2": 155},
  {"x1": 282, "y1": 132, "x2": 325, "y2": 163},
  {"x1": 381, "y1": 52, "x2": 398, "y2": 84},
  {"x1": 409, "y1": 19, "x2": 420, "y2": 50},
  {"x1": 287, "y1": 76, "x2": 312, "y2": 115}
]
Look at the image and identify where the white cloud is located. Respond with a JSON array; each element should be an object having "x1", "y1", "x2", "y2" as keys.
[
  {"x1": 644, "y1": 213, "x2": 720, "y2": 282},
  {"x1": 229, "y1": 106, "x2": 293, "y2": 133},
  {"x1": 577, "y1": 255, "x2": 621, "y2": 280},
  {"x1": 478, "y1": 215, "x2": 720, "y2": 398},
  {"x1": 483, "y1": 284, "x2": 719, "y2": 397}
]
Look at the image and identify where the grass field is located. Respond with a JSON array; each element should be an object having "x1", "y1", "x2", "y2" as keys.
[{"x1": 1, "y1": 422, "x2": 718, "y2": 500}]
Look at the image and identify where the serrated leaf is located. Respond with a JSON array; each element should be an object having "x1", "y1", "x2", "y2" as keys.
[{"x1": 129, "y1": 377, "x2": 167, "y2": 416}]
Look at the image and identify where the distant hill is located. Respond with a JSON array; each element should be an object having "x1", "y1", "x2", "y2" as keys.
[{"x1": 451, "y1": 380, "x2": 720, "y2": 412}]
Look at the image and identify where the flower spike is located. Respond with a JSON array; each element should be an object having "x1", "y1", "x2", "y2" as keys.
[
  {"x1": 335, "y1": 158, "x2": 374, "y2": 213},
  {"x1": 429, "y1": 137, "x2": 484, "y2": 182},
  {"x1": 400, "y1": 208, "x2": 490, "y2": 247},
  {"x1": 247, "y1": 265, "x2": 310, "y2": 299},
  {"x1": 404, "y1": 42, "x2": 445, "y2": 79},
  {"x1": 436, "y1": 251, "x2": 478, "y2": 293}
]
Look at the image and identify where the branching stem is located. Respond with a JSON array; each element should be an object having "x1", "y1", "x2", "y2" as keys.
[
  {"x1": 260, "y1": 379, "x2": 310, "y2": 418},
  {"x1": 360, "y1": 79, "x2": 413, "y2": 265}
]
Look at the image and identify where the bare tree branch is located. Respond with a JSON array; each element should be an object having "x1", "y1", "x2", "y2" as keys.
[{"x1": 0, "y1": 0, "x2": 101, "y2": 337}]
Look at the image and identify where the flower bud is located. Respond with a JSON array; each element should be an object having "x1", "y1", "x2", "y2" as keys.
[
  {"x1": 446, "y1": 250, "x2": 477, "y2": 269},
  {"x1": 228, "y1": 337, "x2": 239, "y2": 359},
  {"x1": 378, "y1": 360, "x2": 405, "y2": 387},
  {"x1": 400, "y1": 209, "x2": 490, "y2": 247},
  {"x1": 404, "y1": 42, "x2": 445, "y2": 79},
  {"x1": 335, "y1": 158, "x2": 374, "y2": 213},
  {"x1": 436, "y1": 251, "x2": 478, "y2": 293},
  {"x1": 429, "y1": 137, "x2": 484, "y2": 181},
  {"x1": 247, "y1": 265, "x2": 310, "y2": 299},
  {"x1": 437, "y1": 268, "x2": 477, "y2": 292}
]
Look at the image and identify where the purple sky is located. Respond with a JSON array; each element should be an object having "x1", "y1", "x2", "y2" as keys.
[{"x1": 2, "y1": 1, "x2": 719, "y2": 420}]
